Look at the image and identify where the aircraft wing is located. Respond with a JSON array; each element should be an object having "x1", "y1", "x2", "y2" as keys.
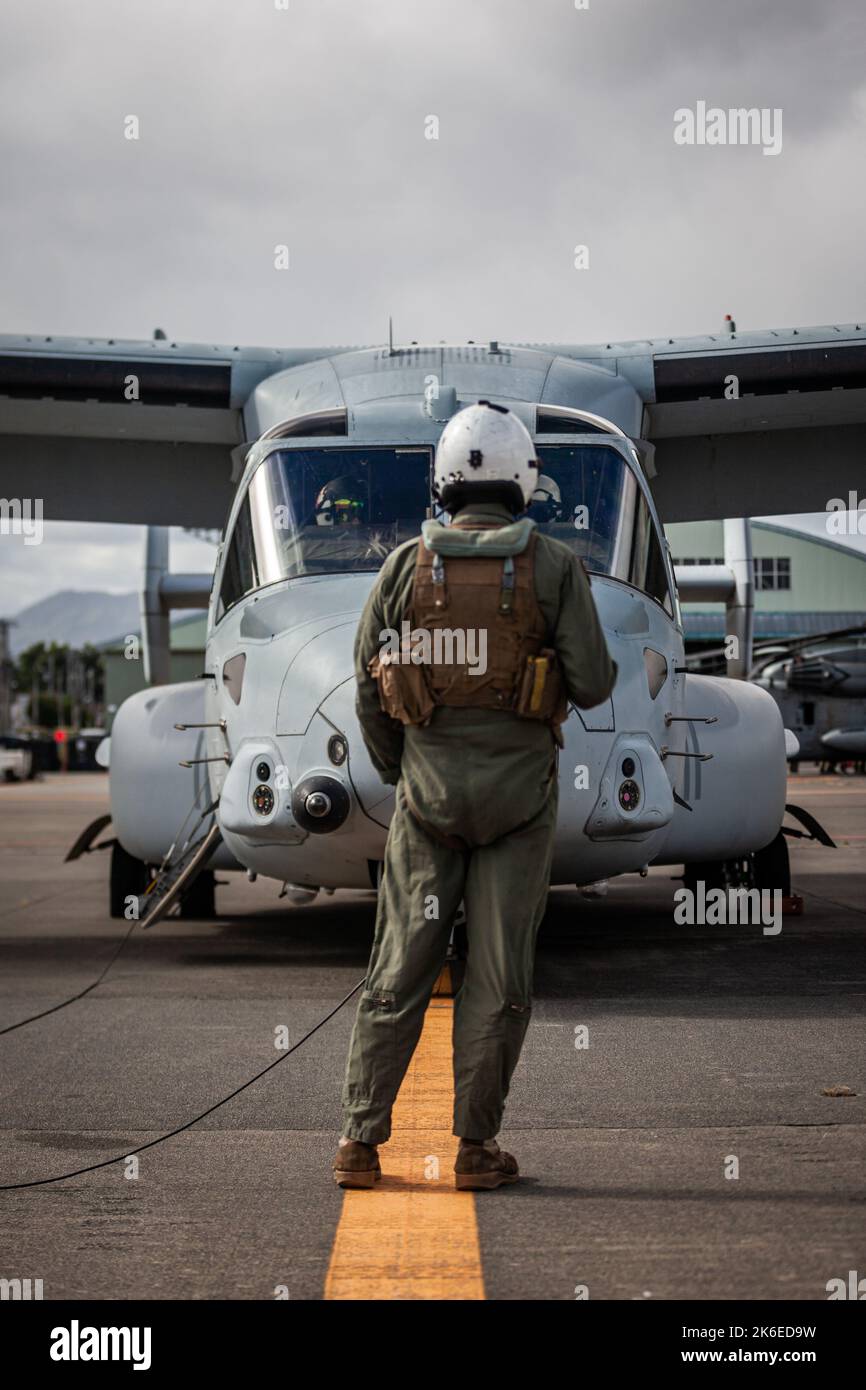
[
  {"x1": 0, "y1": 335, "x2": 340, "y2": 528},
  {"x1": 3, "y1": 322, "x2": 863, "y2": 528},
  {"x1": 542, "y1": 322, "x2": 866, "y2": 522}
]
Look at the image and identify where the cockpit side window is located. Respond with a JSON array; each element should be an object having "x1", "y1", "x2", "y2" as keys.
[
  {"x1": 216, "y1": 492, "x2": 258, "y2": 621},
  {"x1": 641, "y1": 516, "x2": 672, "y2": 610}
]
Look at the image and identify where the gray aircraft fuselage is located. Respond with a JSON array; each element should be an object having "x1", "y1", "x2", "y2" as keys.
[{"x1": 108, "y1": 344, "x2": 789, "y2": 892}]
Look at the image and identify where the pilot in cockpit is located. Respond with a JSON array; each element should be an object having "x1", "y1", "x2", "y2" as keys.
[
  {"x1": 526, "y1": 473, "x2": 563, "y2": 525},
  {"x1": 527, "y1": 471, "x2": 606, "y2": 570},
  {"x1": 314, "y1": 475, "x2": 370, "y2": 529},
  {"x1": 281, "y1": 474, "x2": 394, "y2": 570}
]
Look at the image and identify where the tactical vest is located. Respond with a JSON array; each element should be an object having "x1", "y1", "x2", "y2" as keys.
[{"x1": 368, "y1": 525, "x2": 567, "y2": 733}]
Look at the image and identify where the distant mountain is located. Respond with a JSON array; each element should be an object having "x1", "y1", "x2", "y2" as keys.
[{"x1": 9, "y1": 591, "x2": 140, "y2": 655}]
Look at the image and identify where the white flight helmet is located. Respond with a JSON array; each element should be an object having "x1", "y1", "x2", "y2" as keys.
[
  {"x1": 529, "y1": 473, "x2": 563, "y2": 522},
  {"x1": 433, "y1": 400, "x2": 539, "y2": 513}
]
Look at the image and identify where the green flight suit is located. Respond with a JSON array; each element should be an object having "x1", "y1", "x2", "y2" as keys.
[{"x1": 341, "y1": 500, "x2": 617, "y2": 1144}]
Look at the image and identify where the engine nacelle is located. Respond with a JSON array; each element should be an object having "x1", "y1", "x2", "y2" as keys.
[
  {"x1": 655, "y1": 674, "x2": 787, "y2": 864},
  {"x1": 109, "y1": 680, "x2": 216, "y2": 864}
]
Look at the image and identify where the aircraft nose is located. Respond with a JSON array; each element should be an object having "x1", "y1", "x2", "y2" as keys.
[{"x1": 276, "y1": 619, "x2": 360, "y2": 735}]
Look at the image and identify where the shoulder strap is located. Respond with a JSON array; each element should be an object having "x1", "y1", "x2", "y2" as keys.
[
  {"x1": 413, "y1": 535, "x2": 448, "y2": 611},
  {"x1": 499, "y1": 555, "x2": 515, "y2": 614}
]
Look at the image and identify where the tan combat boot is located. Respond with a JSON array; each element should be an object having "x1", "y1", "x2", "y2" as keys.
[
  {"x1": 454, "y1": 1138, "x2": 520, "y2": 1190},
  {"x1": 332, "y1": 1139, "x2": 382, "y2": 1189}
]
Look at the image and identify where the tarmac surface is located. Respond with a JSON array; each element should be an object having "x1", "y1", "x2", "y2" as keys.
[{"x1": 0, "y1": 770, "x2": 863, "y2": 1301}]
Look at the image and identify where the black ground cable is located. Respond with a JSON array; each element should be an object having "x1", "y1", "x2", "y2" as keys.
[
  {"x1": 0, "y1": 916, "x2": 141, "y2": 1037},
  {"x1": 0, "y1": 976, "x2": 365, "y2": 1190},
  {"x1": 0, "y1": 798, "x2": 217, "y2": 1036}
]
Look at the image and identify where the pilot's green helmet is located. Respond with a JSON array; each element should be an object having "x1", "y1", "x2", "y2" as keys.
[{"x1": 314, "y1": 476, "x2": 368, "y2": 526}]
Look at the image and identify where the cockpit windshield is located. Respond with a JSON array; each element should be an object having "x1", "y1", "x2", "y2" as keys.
[
  {"x1": 530, "y1": 444, "x2": 671, "y2": 612},
  {"x1": 216, "y1": 440, "x2": 672, "y2": 620},
  {"x1": 249, "y1": 446, "x2": 431, "y2": 581}
]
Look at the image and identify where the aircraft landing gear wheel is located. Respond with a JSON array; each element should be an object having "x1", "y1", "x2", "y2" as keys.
[
  {"x1": 109, "y1": 842, "x2": 150, "y2": 919},
  {"x1": 683, "y1": 830, "x2": 791, "y2": 900},
  {"x1": 682, "y1": 860, "x2": 727, "y2": 894},
  {"x1": 179, "y1": 869, "x2": 217, "y2": 919},
  {"x1": 752, "y1": 830, "x2": 791, "y2": 895}
]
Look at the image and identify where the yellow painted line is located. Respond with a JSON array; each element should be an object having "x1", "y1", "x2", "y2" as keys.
[{"x1": 324, "y1": 994, "x2": 485, "y2": 1301}]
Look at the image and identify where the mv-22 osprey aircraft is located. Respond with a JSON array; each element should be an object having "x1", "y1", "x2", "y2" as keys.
[{"x1": 4, "y1": 319, "x2": 859, "y2": 922}]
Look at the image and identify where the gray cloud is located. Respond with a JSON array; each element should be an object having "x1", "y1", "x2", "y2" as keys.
[
  {"x1": 1, "y1": 0, "x2": 864, "y2": 605},
  {"x1": 1, "y1": 0, "x2": 863, "y2": 347}
]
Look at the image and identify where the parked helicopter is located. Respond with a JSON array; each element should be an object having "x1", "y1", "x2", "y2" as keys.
[
  {"x1": 5, "y1": 321, "x2": 857, "y2": 920},
  {"x1": 751, "y1": 627, "x2": 866, "y2": 768}
]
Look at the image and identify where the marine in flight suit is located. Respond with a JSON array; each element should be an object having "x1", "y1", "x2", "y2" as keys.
[{"x1": 334, "y1": 404, "x2": 617, "y2": 1189}]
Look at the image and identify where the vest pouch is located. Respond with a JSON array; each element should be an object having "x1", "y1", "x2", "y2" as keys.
[
  {"x1": 516, "y1": 647, "x2": 568, "y2": 728},
  {"x1": 368, "y1": 651, "x2": 436, "y2": 727}
]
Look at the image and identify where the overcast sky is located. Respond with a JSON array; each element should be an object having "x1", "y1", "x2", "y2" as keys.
[{"x1": 1, "y1": 0, "x2": 865, "y2": 612}]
